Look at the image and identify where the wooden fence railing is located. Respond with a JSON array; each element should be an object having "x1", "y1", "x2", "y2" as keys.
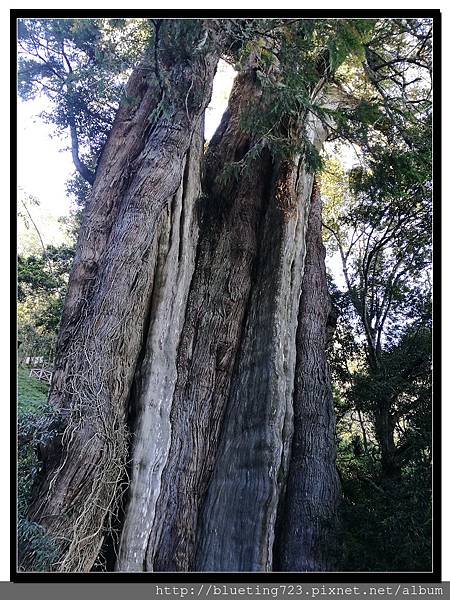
[{"x1": 29, "y1": 368, "x2": 52, "y2": 384}]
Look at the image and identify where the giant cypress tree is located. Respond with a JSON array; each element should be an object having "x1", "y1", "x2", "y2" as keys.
[{"x1": 17, "y1": 16, "x2": 432, "y2": 572}]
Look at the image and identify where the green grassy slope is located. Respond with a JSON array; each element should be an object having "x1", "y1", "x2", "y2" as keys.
[{"x1": 17, "y1": 368, "x2": 49, "y2": 414}]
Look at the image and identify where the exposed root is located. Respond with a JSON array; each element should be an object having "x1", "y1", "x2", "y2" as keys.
[{"x1": 32, "y1": 332, "x2": 132, "y2": 572}]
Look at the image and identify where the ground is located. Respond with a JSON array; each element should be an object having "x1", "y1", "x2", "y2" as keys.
[{"x1": 18, "y1": 368, "x2": 49, "y2": 414}]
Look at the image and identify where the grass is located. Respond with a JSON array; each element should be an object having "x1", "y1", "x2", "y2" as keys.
[{"x1": 17, "y1": 368, "x2": 49, "y2": 415}]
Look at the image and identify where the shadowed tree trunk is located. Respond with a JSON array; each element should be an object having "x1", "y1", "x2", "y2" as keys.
[
  {"x1": 194, "y1": 138, "x2": 315, "y2": 572},
  {"x1": 195, "y1": 90, "x2": 344, "y2": 573},
  {"x1": 29, "y1": 25, "x2": 343, "y2": 573},
  {"x1": 274, "y1": 180, "x2": 341, "y2": 572},
  {"x1": 374, "y1": 403, "x2": 401, "y2": 481}
]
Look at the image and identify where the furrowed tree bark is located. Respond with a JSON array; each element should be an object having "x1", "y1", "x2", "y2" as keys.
[
  {"x1": 274, "y1": 180, "x2": 342, "y2": 572},
  {"x1": 194, "y1": 155, "x2": 309, "y2": 570},
  {"x1": 29, "y1": 20, "x2": 221, "y2": 572},
  {"x1": 114, "y1": 118, "x2": 206, "y2": 572},
  {"x1": 117, "y1": 69, "x2": 274, "y2": 572},
  {"x1": 195, "y1": 96, "x2": 342, "y2": 573},
  {"x1": 28, "y1": 24, "x2": 345, "y2": 571},
  {"x1": 115, "y1": 73, "x2": 342, "y2": 572}
]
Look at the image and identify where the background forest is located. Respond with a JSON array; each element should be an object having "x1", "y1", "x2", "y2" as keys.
[{"x1": 16, "y1": 16, "x2": 433, "y2": 573}]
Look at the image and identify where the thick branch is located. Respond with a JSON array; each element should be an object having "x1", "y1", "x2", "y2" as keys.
[{"x1": 68, "y1": 116, "x2": 95, "y2": 185}]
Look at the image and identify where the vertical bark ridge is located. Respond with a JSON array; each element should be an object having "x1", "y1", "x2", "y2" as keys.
[
  {"x1": 150, "y1": 150, "x2": 274, "y2": 571},
  {"x1": 195, "y1": 159, "x2": 313, "y2": 572},
  {"x1": 274, "y1": 180, "x2": 342, "y2": 572},
  {"x1": 115, "y1": 123, "x2": 203, "y2": 571}
]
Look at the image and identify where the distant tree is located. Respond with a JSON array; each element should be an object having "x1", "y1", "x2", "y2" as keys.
[
  {"x1": 18, "y1": 244, "x2": 75, "y2": 364},
  {"x1": 319, "y1": 28, "x2": 432, "y2": 564},
  {"x1": 18, "y1": 18, "x2": 152, "y2": 184}
]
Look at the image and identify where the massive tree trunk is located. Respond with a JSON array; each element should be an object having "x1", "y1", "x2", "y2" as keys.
[
  {"x1": 117, "y1": 69, "x2": 339, "y2": 572},
  {"x1": 195, "y1": 132, "x2": 314, "y2": 573},
  {"x1": 29, "y1": 28, "x2": 342, "y2": 573},
  {"x1": 29, "y1": 20, "x2": 220, "y2": 572},
  {"x1": 195, "y1": 88, "x2": 344, "y2": 573},
  {"x1": 274, "y1": 181, "x2": 341, "y2": 572},
  {"x1": 117, "y1": 69, "x2": 274, "y2": 572}
]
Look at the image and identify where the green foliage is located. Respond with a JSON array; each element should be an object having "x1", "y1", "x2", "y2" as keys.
[
  {"x1": 325, "y1": 19, "x2": 375, "y2": 71},
  {"x1": 321, "y1": 23, "x2": 432, "y2": 559},
  {"x1": 325, "y1": 202, "x2": 431, "y2": 571},
  {"x1": 18, "y1": 243, "x2": 74, "y2": 365},
  {"x1": 228, "y1": 18, "x2": 378, "y2": 173},
  {"x1": 18, "y1": 18, "x2": 152, "y2": 167},
  {"x1": 339, "y1": 451, "x2": 431, "y2": 571},
  {"x1": 339, "y1": 18, "x2": 431, "y2": 154},
  {"x1": 333, "y1": 318, "x2": 432, "y2": 571},
  {"x1": 19, "y1": 244, "x2": 73, "y2": 299},
  {"x1": 17, "y1": 517, "x2": 61, "y2": 572},
  {"x1": 65, "y1": 171, "x2": 92, "y2": 209},
  {"x1": 17, "y1": 373, "x2": 63, "y2": 571}
]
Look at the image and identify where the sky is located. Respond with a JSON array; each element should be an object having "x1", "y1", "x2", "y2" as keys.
[{"x1": 18, "y1": 96, "x2": 74, "y2": 218}]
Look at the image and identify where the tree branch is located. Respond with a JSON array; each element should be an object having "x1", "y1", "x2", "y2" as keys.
[{"x1": 68, "y1": 115, "x2": 95, "y2": 185}]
